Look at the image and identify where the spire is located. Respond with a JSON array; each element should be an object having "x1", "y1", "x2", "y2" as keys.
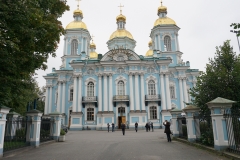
[
  {"x1": 74, "y1": 0, "x2": 83, "y2": 19},
  {"x1": 118, "y1": 3, "x2": 124, "y2": 14},
  {"x1": 76, "y1": 0, "x2": 81, "y2": 9},
  {"x1": 158, "y1": 0, "x2": 167, "y2": 16},
  {"x1": 116, "y1": 3, "x2": 126, "y2": 29}
]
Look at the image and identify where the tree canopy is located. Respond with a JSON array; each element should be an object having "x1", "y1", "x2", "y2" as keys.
[
  {"x1": 190, "y1": 40, "x2": 240, "y2": 115},
  {"x1": 231, "y1": 23, "x2": 240, "y2": 36},
  {"x1": 0, "y1": 0, "x2": 69, "y2": 111}
]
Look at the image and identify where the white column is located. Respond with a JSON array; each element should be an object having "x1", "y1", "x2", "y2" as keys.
[
  {"x1": 158, "y1": 34, "x2": 161, "y2": 51},
  {"x1": 109, "y1": 74, "x2": 113, "y2": 111},
  {"x1": 57, "y1": 82, "x2": 61, "y2": 112},
  {"x1": 63, "y1": 38, "x2": 66, "y2": 56},
  {"x1": 183, "y1": 78, "x2": 189, "y2": 103},
  {"x1": 103, "y1": 74, "x2": 108, "y2": 111},
  {"x1": 174, "y1": 35, "x2": 178, "y2": 51},
  {"x1": 178, "y1": 78, "x2": 184, "y2": 109},
  {"x1": 49, "y1": 86, "x2": 53, "y2": 113},
  {"x1": 73, "y1": 75, "x2": 78, "y2": 112},
  {"x1": 44, "y1": 86, "x2": 49, "y2": 115},
  {"x1": 98, "y1": 74, "x2": 102, "y2": 112},
  {"x1": 78, "y1": 76, "x2": 82, "y2": 112},
  {"x1": 129, "y1": 73, "x2": 134, "y2": 111},
  {"x1": 61, "y1": 82, "x2": 66, "y2": 114},
  {"x1": 176, "y1": 34, "x2": 180, "y2": 51},
  {"x1": 160, "y1": 74, "x2": 166, "y2": 110},
  {"x1": 135, "y1": 73, "x2": 140, "y2": 110},
  {"x1": 154, "y1": 36, "x2": 158, "y2": 50},
  {"x1": 165, "y1": 74, "x2": 171, "y2": 110},
  {"x1": 81, "y1": 37, "x2": 84, "y2": 53},
  {"x1": 85, "y1": 38, "x2": 88, "y2": 55},
  {"x1": 140, "y1": 73, "x2": 145, "y2": 111}
]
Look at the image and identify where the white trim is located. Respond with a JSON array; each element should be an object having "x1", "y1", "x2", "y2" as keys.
[
  {"x1": 115, "y1": 76, "x2": 127, "y2": 95},
  {"x1": 169, "y1": 81, "x2": 177, "y2": 99},
  {"x1": 148, "y1": 102, "x2": 159, "y2": 121},
  {"x1": 145, "y1": 75, "x2": 158, "y2": 95},
  {"x1": 68, "y1": 84, "x2": 74, "y2": 101},
  {"x1": 85, "y1": 103, "x2": 95, "y2": 122},
  {"x1": 85, "y1": 77, "x2": 97, "y2": 96}
]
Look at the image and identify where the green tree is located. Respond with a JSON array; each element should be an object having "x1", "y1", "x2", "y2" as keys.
[
  {"x1": 190, "y1": 40, "x2": 240, "y2": 116},
  {"x1": 0, "y1": 0, "x2": 69, "y2": 105}
]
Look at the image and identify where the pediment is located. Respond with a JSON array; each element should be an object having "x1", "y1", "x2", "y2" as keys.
[{"x1": 101, "y1": 48, "x2": 140, "y2": 61}]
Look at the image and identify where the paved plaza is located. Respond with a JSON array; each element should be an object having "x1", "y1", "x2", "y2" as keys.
[{"x1": 4, "y1": 129, "x2": 228, "y2": 160}]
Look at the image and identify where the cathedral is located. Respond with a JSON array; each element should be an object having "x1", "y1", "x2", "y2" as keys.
[{"x1": 43, "y1": 2, "x2": 199, "y2": 130}]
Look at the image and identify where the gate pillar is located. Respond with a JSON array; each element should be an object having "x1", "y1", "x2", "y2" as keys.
[
  {"x1": 26, "y1": 109, "x2": 43, "y2": 147},
  {"x1": 170, "y1": 108, "x2": 182, "y2": 137},
  {"x1": 49, "y1": 112, "x2": 62, "y2": 141},
  {"x1": 206, "y1": 97, "x2": 236, "y2": 151},
  {"x1": 0, "y1": 105, "x2": 11, "y2": 157},
  {"x1": 182, "y1": 104, "x2": 200, "y2": 142}
]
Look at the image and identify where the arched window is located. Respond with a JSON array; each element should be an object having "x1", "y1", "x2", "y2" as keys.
[
  {"x1": 87, "y1": 108, "x2": 94, "y2": 121},
  {"x1": 117, "y1": 68, "x2": 124, "y2": 73},
  {"x1": 118, "y1": 107, "x2": 125, "y2": 114},
  {"x1": 164, "y1": 36, "x2": 171, "y2": 51},
  {"x1": 87, "y1": 82, "x2": 94, "y2": 97},
  {"x1": 170, "y1": 86, "x2": 175, "y2": 99},
  {"x1": 117, "y1": 81, "x2": 125, "y2": 95},
  {"x1": 70, "y1": 88, "x2": 73, "y2": 101},
  {"x1": 150, "y1": 106, "x2": 157, "y2": 119},
  {"x1": 148, "y1": 80, "x2": 156, "y2": 95},
  {"x1": 71, "y1": 39, "x2": 78, "y2": 55}
]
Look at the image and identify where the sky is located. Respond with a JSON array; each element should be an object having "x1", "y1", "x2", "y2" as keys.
[{"x1": 36, "y1": 0, "x2": 240, "y2": 87}]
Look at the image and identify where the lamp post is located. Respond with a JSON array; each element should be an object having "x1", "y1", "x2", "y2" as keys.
[{"x1": 230, "y1": 30, "x2": 240, "y2": 52}]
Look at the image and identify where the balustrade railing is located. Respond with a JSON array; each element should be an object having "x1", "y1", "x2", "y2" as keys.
[
  {"x1": 82, "y1": 96, "x2": 97, "y2": 102},
  {"x1": 113, "y1": 95, "x2": 129, "y2": 101},
  {"x1": 145, "y1": 94, "x2": 161, "y2": 101}
]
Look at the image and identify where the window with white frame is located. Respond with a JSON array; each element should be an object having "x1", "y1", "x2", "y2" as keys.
[
  {"x1": 117, "y1": 81, "x2": 125, "y2": 95},
  {"x1": 147, "y1": 67, "x2": 155, "y2": 73},
  {"x1": 164, "y1": 36, "x2": 171, "y2": 51},
  {"x1": 170, "y1": 86, "x2": 175, "y2": 99},
  {"x1": 148, "y1": 80, "x2": 156, "y2": 95},
  {"x1": 87, "y1": 82, "x2": 94, "y2": 97},
  {"x1": 71, "y1": 39, "x2": 78, "y2": 55},
  {"x1": 87, "y1": 108, "x2": 94, "y2": 121},
  {"x1": 150, "y1": 106, "x2": 157, "y2": 119},
  {"x1": 117, "y1": 68, "x2": 124, "y2": 73},
  {"x1": 70, "y1": 88, "x2": 73, "y2": 101}
]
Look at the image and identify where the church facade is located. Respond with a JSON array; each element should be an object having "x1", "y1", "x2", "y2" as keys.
[{"x1": 43, "y1": 3, "x2": 199, "y2": 130}]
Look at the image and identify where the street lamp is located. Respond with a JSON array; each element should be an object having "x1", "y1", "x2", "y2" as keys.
[{"x1": 230, "y1": 30, "x2": 240, "y2": 52}]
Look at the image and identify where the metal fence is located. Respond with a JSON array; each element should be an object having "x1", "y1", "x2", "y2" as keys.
[
  {"x1": 4, "y1": 117, "x2": 28, "y2": 151},
  {"x1": 40, "y1": 118, "x2": 53, "y2": 142},
  {"x1": 194, "y1": 115, "x2": 214, "y2": 146},
  {"x1": 177, "y1": 117, "x2": 187, "y2": 139},
  {"x1": 224, "y1": 108, "x2": 240, "y2": 154}
]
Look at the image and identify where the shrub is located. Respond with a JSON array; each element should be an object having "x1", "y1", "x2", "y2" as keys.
[{"x1": 60, "y1": 129, "x2": 65, "y2": 136}]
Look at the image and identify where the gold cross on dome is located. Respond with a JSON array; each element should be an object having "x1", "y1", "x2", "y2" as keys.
[
  {"x1": 91, "y1": 34, "x2": 95, "y2": 42},
  {"x1": 161, "y1": 0, "x2": 163, "y2": 6},
  {"x1": 76, "y1": 0, "x2": 81, "y2": 9},
  {"x1": 118, "y1": 3, "x2": 124, "y2": 14}
]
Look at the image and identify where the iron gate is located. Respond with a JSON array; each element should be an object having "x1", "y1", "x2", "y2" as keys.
[
  {"x1": 40, "y1": 118, "x2": 53, "y2": 142},
  {"x1": 224, "y1": 108, "x2": 240, "y2": 154}
]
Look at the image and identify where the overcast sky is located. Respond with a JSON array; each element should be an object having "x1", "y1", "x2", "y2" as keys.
[{"x1": 36, "y1": 0, "x2": 240, "y2": 87}]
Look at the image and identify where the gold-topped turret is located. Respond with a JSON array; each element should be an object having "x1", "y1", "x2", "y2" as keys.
[
  {"x1": 145, "y1": 40, "x2": 153, "y2": 57},
  {"x1": 116, "y1": 4, "x2": 126, "y2": 22},
  {"x1": 89, "y1": 35, "x2": 98, "y2": 59}
]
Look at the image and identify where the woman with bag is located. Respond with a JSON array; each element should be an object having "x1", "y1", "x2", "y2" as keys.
[{"x1": 163, "y1": 120, "x2": 172, "y2": 142}]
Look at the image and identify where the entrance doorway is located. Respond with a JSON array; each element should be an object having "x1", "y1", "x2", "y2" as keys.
[{"x1": 118, "y1": 116, "x2": 126, "y2": 129}]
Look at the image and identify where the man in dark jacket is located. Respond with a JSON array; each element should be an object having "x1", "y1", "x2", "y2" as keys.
[
  {"x1": 107, "y1": 123, "x2": 110, "y2": 132},
  {"x1": 112, "y1": 123, "x2": 115, "y2": 132},
  {"x1": 135, "y1": 122, "x2": 138, "y2": 132},
  {"x1": 163, "y1": 120, "x2": 172, "y2": 142},
  {"x1": 145, "y1": 123, "x2": 148, "y2": 132},
  {"x1": 121, "y1": 123, "x2": 126, "y2": 135},
  {"x1": 151, "y1": 122, "x2": 154, "y2": 132}
]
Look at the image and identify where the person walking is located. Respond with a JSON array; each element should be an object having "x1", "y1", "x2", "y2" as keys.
[
  {"x1": 145, "y1": 123, "x2": 148, "y2": 132},
  {"x1": 135, "y1": 122, "x2": 138, "y2": 132},
  {"x1": 148, "y1": 122, "x2": 151, "y2": 132},
  {"x1": 121, "y1": 123, "x2": 126, "y2": 135},
  {"x1": 112, "y1": 123, "x2": 115, "y2": 132},
  {"x1": 151, "y1": 122, "x2": 154, "y2": 132},
  {"x1": 163, "y1": 120, "x2": 172, "y2": 142},
  {"x1": 107, "y1": 123, "x2": 110, "y2": 132}
]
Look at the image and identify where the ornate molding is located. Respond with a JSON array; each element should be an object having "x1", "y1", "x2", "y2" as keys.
[
  {"x1": 115, "y1": 76, "x2": 127, "y2": 85},
  {"x1": 145, "y1": 75, "x2": 157, "y2": 83},
  {"x1": 85, "y1": 77, "x2": 97, "y2": 85}
]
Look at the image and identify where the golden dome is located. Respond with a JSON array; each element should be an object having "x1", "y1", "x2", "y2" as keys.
[
  {"x1": 109, "y1": 29, "x2": 134, "y2": 40},
  {"x1": 154, "y1": 17, "x2": 176, "y2": 27},
  {"x1": 145, "y1": 50, "x2": 153, "y2": 57},
  {"x1": 66, "y1": 21, "x2": 87, "y2": 30},
  {"x1": 158, "y1": 6, "x2": 167, "y2": 13},
  {"x1": 89, "y1": 51, "x2": 98, "y2": 59},
  {"x1": 73, "y1": 9, "x2": 83, "y2": 16},
  {"x1": 90, "y1": 42, "x2": 96, "y2": 49},
  {"x1": 116, "y1": 14, "x2": 126, "y2": 22},
  {"x1": 148, "y1": 40, "x2": 152, "y2": 47}
]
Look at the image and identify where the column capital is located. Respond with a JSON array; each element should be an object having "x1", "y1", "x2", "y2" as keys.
[
  {"x1": 46, "y1": 84, "x2": 53, "y2": 88},
  {"x1": 140, "y1": 72, "x2": 144, "y2": 77},
  {"x1": 109, "y1": 73, "x2": 113, "y2": 77},
  {"x1": 73, "y1": 74, "x2": 79, "y2": 78},
  {"x1": 128, "y1": 72, "x2": 133, "y2": 76}
]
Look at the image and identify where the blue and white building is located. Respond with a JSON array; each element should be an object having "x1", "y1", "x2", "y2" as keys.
[{"x1": 43, "y1": 3, "x2": 199, "y2": 130}]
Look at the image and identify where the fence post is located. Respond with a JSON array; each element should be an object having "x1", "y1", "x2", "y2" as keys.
[
  {"x1": 26, "y1": 109, "x2": 43, "y2": 147},
  {"x1": 182, "y1": 104, "x2": 200, "y2": 142},
  {"x1": 206, "y1": 97, "x2": 236, "y2": 151},
  {"x1": 0, "y1": 105, "x2": 11, "y2": 157},
  {"x1": 6, "y1": 112, "x2": 20, "y2": 139},
  {"x1": 170, "y1": 109, "x2": 182, "y2": 137},
  {"x1": 49, "y1": 112, "x2": 62, "y2": 141}
]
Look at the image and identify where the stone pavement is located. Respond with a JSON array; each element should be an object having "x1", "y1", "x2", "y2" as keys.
[{"x1": 3, "y1": 129, "x2": 228, "y2": 160}]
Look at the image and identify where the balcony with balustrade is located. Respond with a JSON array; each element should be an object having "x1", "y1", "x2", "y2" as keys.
[
  {"x1": 145, "y1": 94, "x2": 161, "y2": 106},
  {"x1": 82, "y1": 96, "x2": 98, "y2": 107},
  {"x1": 113, "y1": 95, "x2": 129, "y2": 107}
]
